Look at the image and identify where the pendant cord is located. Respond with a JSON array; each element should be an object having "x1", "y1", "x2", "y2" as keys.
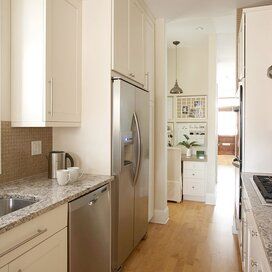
[{"x1": 176, "y1": 45, "x2": 178, "y2": 80}]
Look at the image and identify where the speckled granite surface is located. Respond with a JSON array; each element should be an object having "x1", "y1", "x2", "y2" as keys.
[
  {"x1": 241, "y1": 172, "x2": 272, "y2": 269},
  {"x1": 0, "y1": 174, "x2": 113, "y2": 235}
]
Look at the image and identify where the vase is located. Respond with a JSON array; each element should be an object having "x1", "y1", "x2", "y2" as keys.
[{"x1": 186, "y1": 148, "x2": 192, "y2": 157}]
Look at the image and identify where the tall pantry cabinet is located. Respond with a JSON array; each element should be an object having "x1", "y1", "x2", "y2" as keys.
[
  {"x1": 11, "y1": 0, "x2": 82, "y2": 127},
  {"x1": 239, "y1": 6, "x2": 272, "y2": 173}
]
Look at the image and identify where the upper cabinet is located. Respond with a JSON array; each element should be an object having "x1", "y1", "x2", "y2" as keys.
[
  {"x1": 112, "y1": 0, "x2": 147, "y2": 85},
  {"x1": 128, "y1": 0, "x2": 144, "y2": 84},
  {"x1": 11, "y1": 0, "x2": 82, "y2": 127},
  {"x1": 144, "y1": 15, "x2": 155, "y2": 100}
]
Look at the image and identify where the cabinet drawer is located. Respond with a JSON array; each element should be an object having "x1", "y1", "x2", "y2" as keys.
[
  {"x1": 183, "y1": 169, "x2": 205, "y2": 179},
  {"x1": 0, "y1": 204, "x2": 67, "y2": 267},
  {"x1": 183, "y1": 161, "x2": 206, "y2": 171},
  {"x1": 184, "y1": 180, "x2": 204, "y2": 196},
  {"x1": 9, "y1": 228, "x2": 67, "y2": 272}
]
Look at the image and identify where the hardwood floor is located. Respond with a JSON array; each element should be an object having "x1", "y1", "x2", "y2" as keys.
[{"x1": 123, "y1": 165, "x2": 242, "y2": 272}]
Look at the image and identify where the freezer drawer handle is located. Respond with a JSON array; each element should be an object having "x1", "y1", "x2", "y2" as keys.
[
  {"x1": 89, "y1": 197, "x2": 99, "y2": 206},
  {"x1": 0, "y1": 228, "x2": 47, "y2": 258}
]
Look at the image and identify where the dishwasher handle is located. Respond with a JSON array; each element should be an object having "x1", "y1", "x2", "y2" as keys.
[
  {"x1": 69, "y1": 184, "x2": 110, "y2": 212},
  {"x1": 89, "y1": 197, "x2": 99, "y2": 206}
]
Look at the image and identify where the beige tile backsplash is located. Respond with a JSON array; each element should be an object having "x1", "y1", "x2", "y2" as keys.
[{"x1": 0, "y1": 122, "x2": 52, "y2": 183}]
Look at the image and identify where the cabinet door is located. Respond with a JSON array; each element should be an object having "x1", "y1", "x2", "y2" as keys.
[
  {"x1": 112, "y1": 0, "x2": 129, "y2": 76},
  {"x1": 46, "y1": 0, "x2": 82, "y2": 123},
  {"x1": 144, "y1": 16, "x2": 154, "y2": 99},
  {"x1": 9, "y1": 229, "x2": 67, "y2": 272},
  {"x1": 0, "y1": 266, "x2": 8, "y2": 272},
  {"x1": 129, "y1": 0, "x2": 144, "y2": 84}
]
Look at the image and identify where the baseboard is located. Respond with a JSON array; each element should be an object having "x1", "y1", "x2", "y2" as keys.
[
  {"x1": 205, "y1": 193, "x2": 216, "y2": 205},
  {"x1": 232, "y1": 223, "x2": 238, "y2": 235},
  {"x1": 151, "y1": 207, "x2": 169, "y2": 224},
  {"x1": 183, "y1": 194, "x2": 205, "y2": 202}
]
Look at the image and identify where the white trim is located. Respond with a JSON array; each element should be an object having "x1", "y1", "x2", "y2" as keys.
[
  {"x1": 244, "y1": 5, "x2": 272, "y2": 13},
  {"x1": 151, "y1": 207, "x2": 169, "y2": 225},
  {"x1": 205, "y1": 193, "x2": 216, "y2": 205},
  {"x1": 184, "y1": 195, "x2": 205, "y2": 202}
]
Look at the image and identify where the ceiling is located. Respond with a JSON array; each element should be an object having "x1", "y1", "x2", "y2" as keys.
[
  {"x1": 144, "y1": 0, "x2": 272, "y2": 21},
  {"x1": 166, "y1": 14, "x2": 236, "y2": 47}
]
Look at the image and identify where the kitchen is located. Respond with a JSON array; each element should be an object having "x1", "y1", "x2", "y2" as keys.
[{"x1": 1, "y1": 0, "x2": 272, "y2": 272}]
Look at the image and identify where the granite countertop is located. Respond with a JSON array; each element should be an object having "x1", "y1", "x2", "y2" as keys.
[
  {"x1": 241, "y1": 172, "x2": 272, "y2": 268},
  {"x1": 0, "y1": 174, "x2": 113, "y2": 235},
  {"x1": 181, "y1": 155, "x2": 207, "y2": 162}
]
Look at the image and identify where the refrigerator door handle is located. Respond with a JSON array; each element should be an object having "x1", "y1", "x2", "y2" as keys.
[{"x1": 133, "y1": 112, "x2": 141, "y2": 186}]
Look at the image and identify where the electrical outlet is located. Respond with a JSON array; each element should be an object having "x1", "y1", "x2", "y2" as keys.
[{"x1": 31, "y1": 141, "x2": 42, "y2": 156}]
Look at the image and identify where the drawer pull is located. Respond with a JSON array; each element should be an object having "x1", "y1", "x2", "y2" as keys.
[{"x1": 0, "y1": 228, "x2": 47, "y2": 258}]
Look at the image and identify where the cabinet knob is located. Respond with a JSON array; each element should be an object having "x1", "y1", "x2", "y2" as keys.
[
  {"x1": 129, "y1": 73, "x2": 135, "y2": 78},
  {"x1": 251, "y1": 259, "x2": 258, "y2": 267}
]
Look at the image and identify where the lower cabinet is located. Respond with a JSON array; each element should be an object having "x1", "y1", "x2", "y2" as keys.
[
  {"x1": 183, "y1": 161, "x2": 207, "y2": 202},
  {"x1": 0, "y1": 266, "x2": 8, "y2": 272},
  {"x1": 9, "y1": 228, "x2": 67, "y2": 272},
  {"x1": 0, "y1": 205, "x2": 68, "y2": 272},
  {"x1": 241, "y1": 189, "x2": 271, "y2": 272}
]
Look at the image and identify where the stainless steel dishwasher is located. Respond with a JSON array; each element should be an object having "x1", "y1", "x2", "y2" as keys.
[{"x1": 69, "y1": 184, "x2": 111, "y2": 272}]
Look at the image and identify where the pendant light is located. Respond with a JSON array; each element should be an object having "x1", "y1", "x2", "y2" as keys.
[{"x1": 170, "y1": 41, "x2": 183, "y2": 94}]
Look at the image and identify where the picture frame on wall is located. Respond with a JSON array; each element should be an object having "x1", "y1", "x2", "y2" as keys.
[{"x1": 176, "y1": 95, "x2": 207, "y2": 122}]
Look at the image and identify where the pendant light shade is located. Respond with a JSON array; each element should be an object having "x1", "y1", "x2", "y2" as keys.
[{"x1": 170, "y1": 40, "x2": 183, "y2": 94}]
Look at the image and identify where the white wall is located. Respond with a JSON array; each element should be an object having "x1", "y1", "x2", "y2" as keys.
[
  {"x1": 167, "y1": 41, "x2": 209, "y2": 95},
  {"x1": 53, "y1": 0, "x2": 112, "y2": 175},
  {"x1": 152, "y1": 18, "x2": 169, "y2": 224},
  {"x1": 206, "y1": 34, "x2": 217, "y2": 203},
  {"x1": 167, "y1": 35, "x2": 217, "y2": 204}
]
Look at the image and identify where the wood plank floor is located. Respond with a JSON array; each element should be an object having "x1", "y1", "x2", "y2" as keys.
[{"x1": 123, "y1": 164, "x2": 242, "y2": 272}]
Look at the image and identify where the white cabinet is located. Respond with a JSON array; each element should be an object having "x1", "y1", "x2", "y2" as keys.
[
  {"x1": 0, "y1": 266, "x2": 8, "y2": 272},
  {"x1": 240, "y1": 189, "x2": 271, "y2": 272},
  {"x1": 183, "y1": 161, "x2": 207, "y2": 202},
  {"x1": 112, "y1": 0, "x2": 129, "y2": 77},
  {"x1": 144, "y1": 15, "x2": 155, "y2": 100},
  {"x1": 112, "y1": 0, "x2": 146, "y2": 85},
  {"x1": 11, "y1": 0, "x2": 82, "y2": 127},
  {"x1": 128, "y1": 0, "x2": 144, "y2": 84},
  {"x1": 9, "y1": 229, "x2": 67, "y2": 272},
  {"x1": 0, "y1": 205, "x2": 67, "y2": 271},
  {"x1": 242, "y1": 6, "x2": 272, "y2": 173}
]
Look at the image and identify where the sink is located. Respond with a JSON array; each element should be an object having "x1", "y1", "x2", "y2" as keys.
[{"x1": 0, "y1": 197, "x2": 37, "y2": 217}]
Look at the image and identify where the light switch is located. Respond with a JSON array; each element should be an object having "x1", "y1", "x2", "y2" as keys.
[{"x1": 31, "y1": 141, "x2": 42, "y2": 156}]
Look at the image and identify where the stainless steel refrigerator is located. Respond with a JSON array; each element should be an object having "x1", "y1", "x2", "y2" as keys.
[{"x1": 111, "y1": 78, "x2": 149, "y2": 271}]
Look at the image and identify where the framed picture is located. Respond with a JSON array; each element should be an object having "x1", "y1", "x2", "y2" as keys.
[{"x1": 176, "y1": 95, "x2": 207, "y2": 121}]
